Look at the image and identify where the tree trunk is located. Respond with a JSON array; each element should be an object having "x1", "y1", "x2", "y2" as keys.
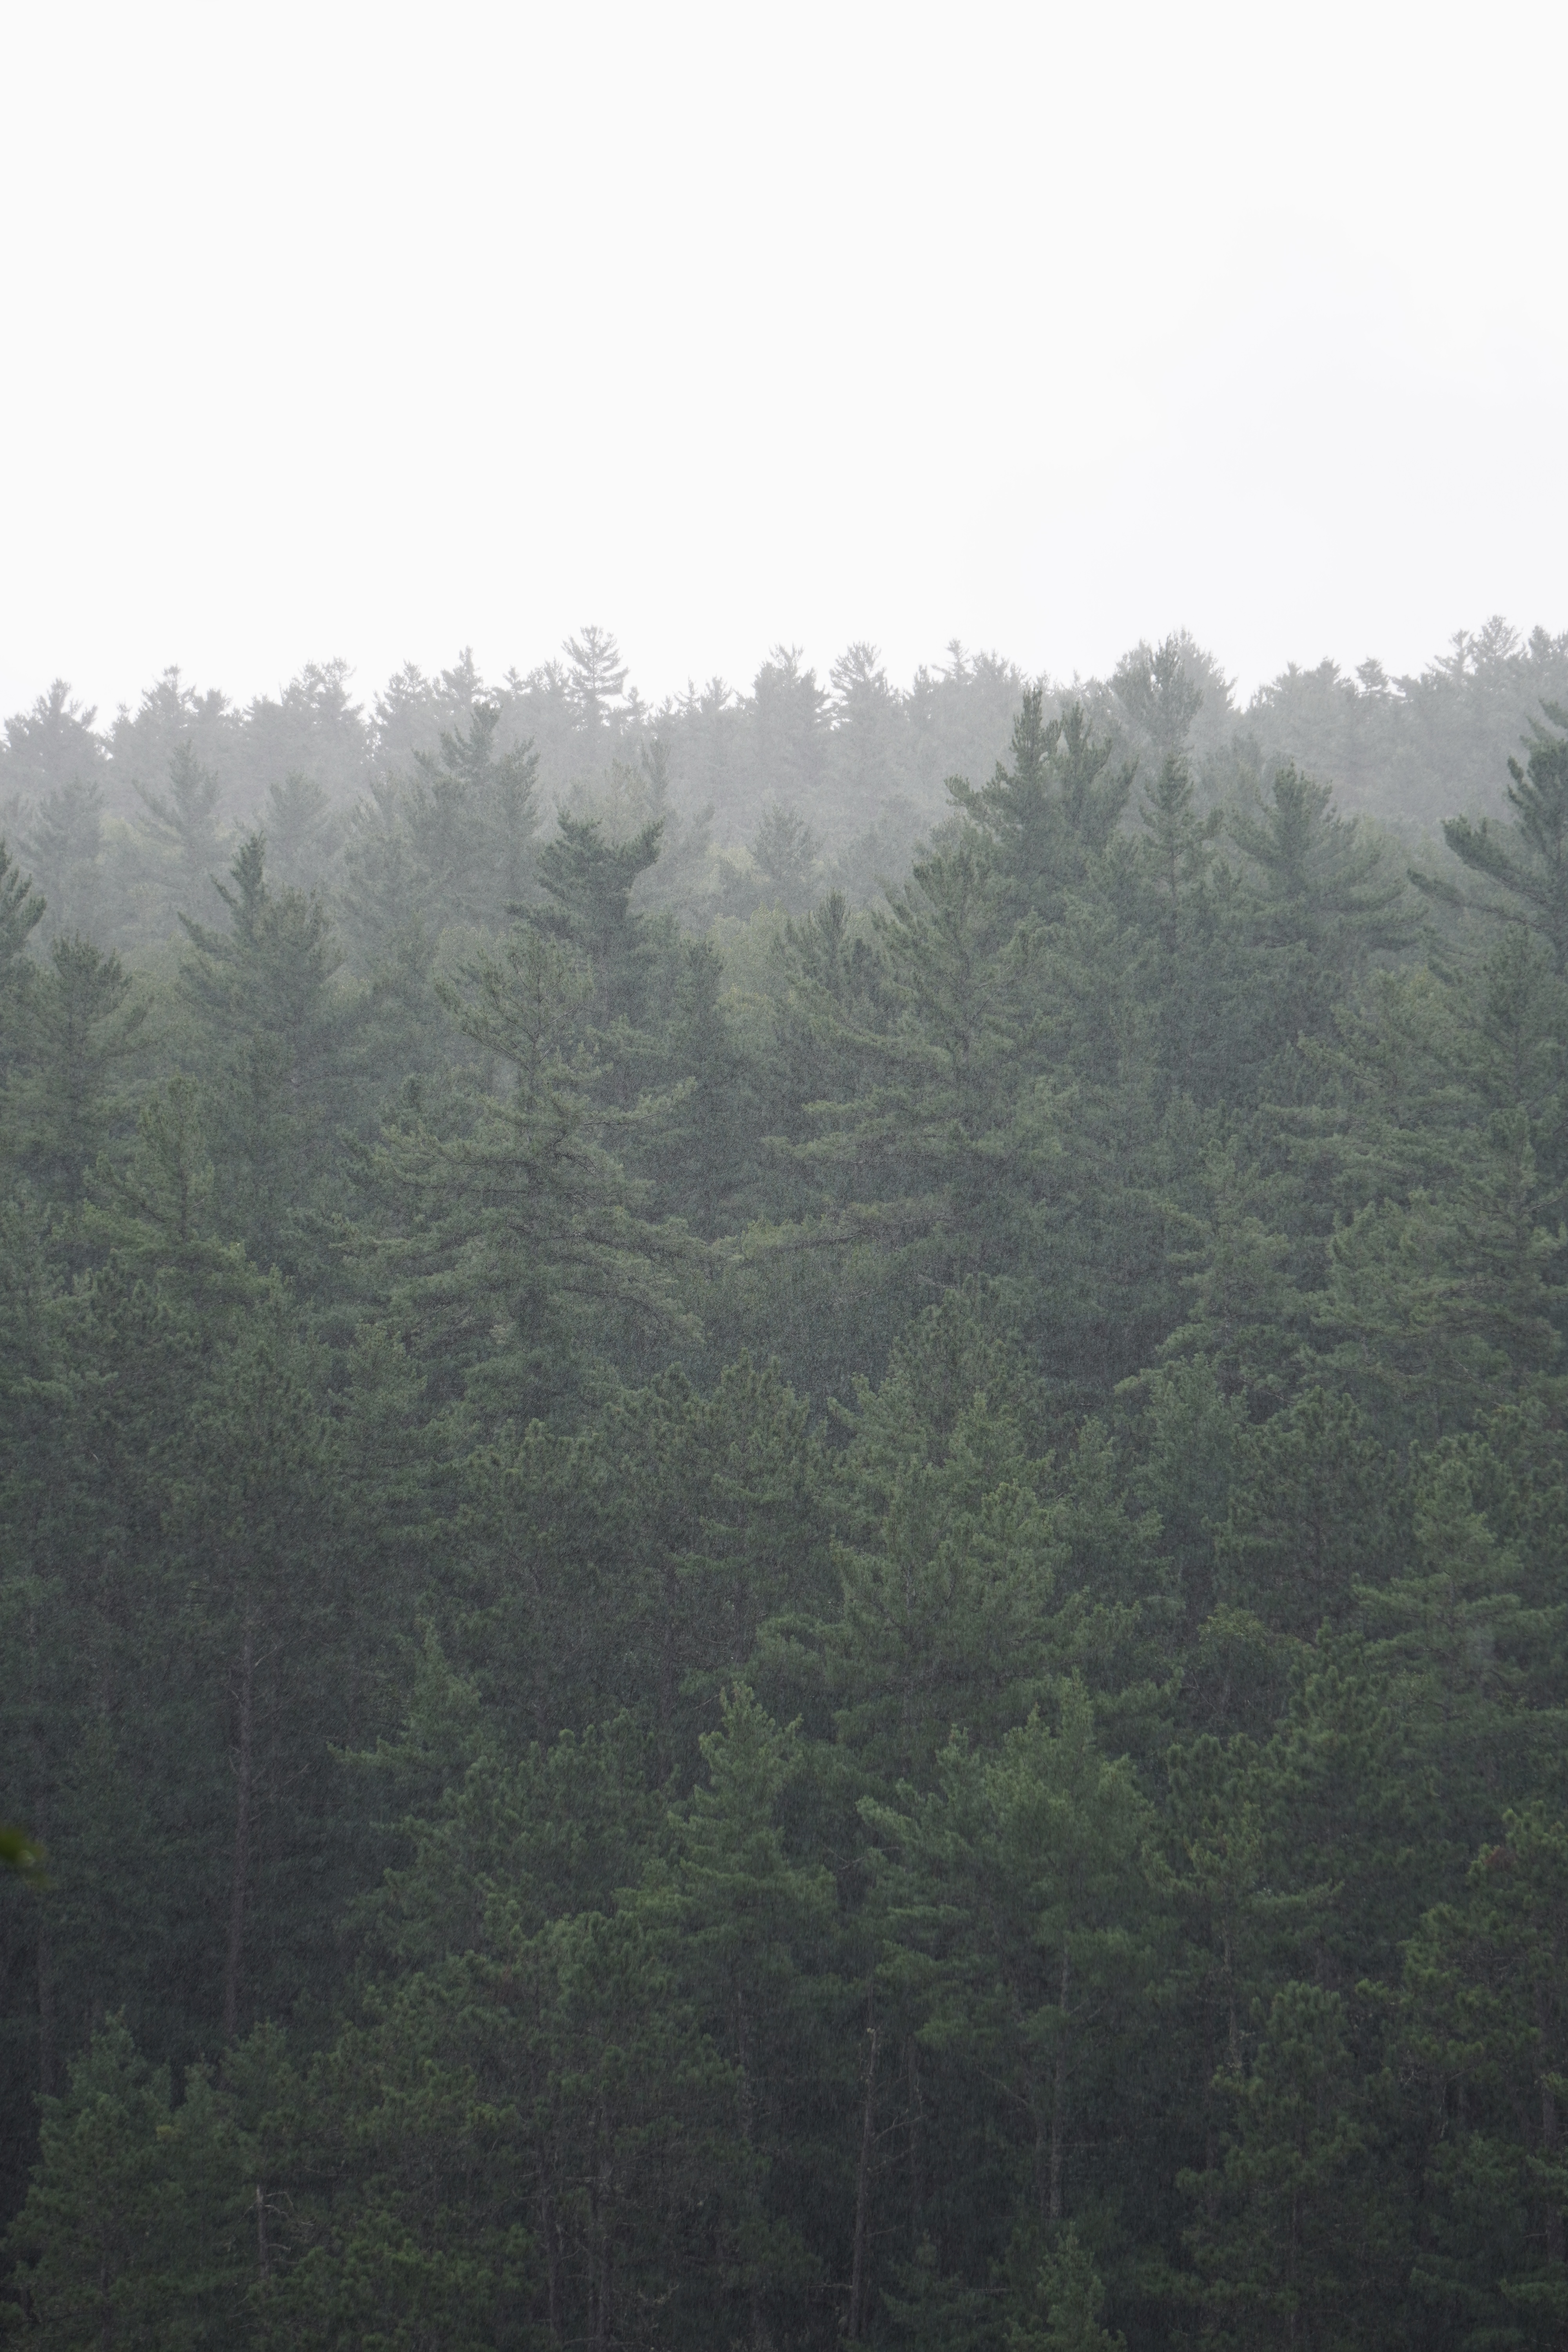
[
  {"x1": 37, "y1": 1921, "x2": 55, "y2": 2099},
  {"x1": 539, "y1": 2176, "x2": 563, "y2": 2345},
  {"x1": 224, "y1": 1620, "x2": 256, "y2": 2042},
  {"x1": 907, "y1": 2035, "x2": 924, "y2": 2241},
  {"x1": 1223, "y1": 1924, "x2": 1241, "y2": 2071},
  {"x1": 1542, "y1": 1982, "x2": 1563, "y2": 2266},
  {"x1": 734, "y1": 1982, "x2": 770, "y2": 2348},
  {"x1": 848, "y1": 2013, "x2": 879, "y2": 2339},
  {"x1": 1202, "y1": 2000, "x2": 1218, "y2": 2206},
  {"x1": 30, "y1": 1721, "x2": 54, "y2": 2096},
  {"x1": 659, "y1": 1560, "x2": 678, "y2": 1776},
  {"x1": 589, "y1": 2098, "x2": 611, "y2": 2352},
  {"x1": 1049, "y1": 1944, "x2": 1071, "y2": 2224}
]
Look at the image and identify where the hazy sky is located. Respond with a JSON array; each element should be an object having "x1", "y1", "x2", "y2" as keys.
[{"x1": 4, "y1": 0, "x2": 1565, "y2": 722}]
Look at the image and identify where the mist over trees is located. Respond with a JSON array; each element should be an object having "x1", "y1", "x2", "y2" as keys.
[
  {"x1": 7, "y1": 617, "x2": 1568, "y2": 953},
  {"x1": 5, "y1": 615, "x2": 1568, "y2": 2348}
]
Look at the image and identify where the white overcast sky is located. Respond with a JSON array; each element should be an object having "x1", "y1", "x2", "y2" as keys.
[{"x1": 2, "y1": 0, "x2": 1564, "y2": 722}]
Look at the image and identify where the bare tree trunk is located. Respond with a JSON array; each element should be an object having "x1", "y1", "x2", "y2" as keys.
[
  {"x1": 734, "y1": 1982, "x2": 771, "y2": 2349},
  {"x1": 256, "y1": 2185, "x2": 270, "y2": 2284},
  {"x1": 37, "y1": 1922, "x2": 55, "y2": 2099},
  {"x1": 539, "y1": 2176, "x2": 563, "y2": 2345},
  {"x1": 589, "y1": 2099, "x2": 611, "y2": 2352},
  {"x1": 1223, "y1": 1924, "x2": 1241, "y2": 2071},
  {"x1": 1202, "y1": 2001, "x2": 1218, "y2": 2213},
  {"x1": 907, "y1": 2035, "x2": 924, "y2": 2241},
  {"x1": 224, "y1": 1620, "x2": 256, "y2": 2042},
  {"x1": 848, "y1": 2014, "x2": 880, "y2": 2339},
  {"x1": 659, "y1": 1561, "x2": 678, "y2": 1776},
  {"x1": 1543, "y1": 1983, "x2": 1563, "y2": 2266},
  {"x1": 30, "y1": 1719, "x2": 54, "y2": 2096},
  {"x1": 1049, "y1": 1945, "x2": 1071, "y2": 2224}
]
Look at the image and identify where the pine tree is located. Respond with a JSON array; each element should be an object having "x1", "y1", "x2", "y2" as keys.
[
  {"x1": 178, "y1": 832, "x2": 360, "y2": 1278},
  {"x1": 867, "y1": 1682, "x2": 1157, "y2": 2267},
  {"x1": 132, "y1": 741, "x2": 228, "y2": 935},
  {"x1": 259, "y1": 768, "x2": 344, "y2": 893},
  {"x1": 1356, "y1": 1445, "x2": 1566, "y2": 1871},
  {"x1": 0, "y1": 835, "x2": 45, "y2": 1076},
  {"x1": 7, "y1": 933, "x2": 147, "y2": 1209},
  {"x1": 166, "y1": 1287, "x2": 335, "y2": 2042},
  {"x1": 343, "y1": 698, "x2": 539, "y2": 951},
  {"x1": 641, "y1": 1687, "x2": 838, "y2": 2342},
  {"x1": 1399, "y1": 1806, "x2": 1568, "y2": 2341},
  {"x1": 1214, "y1": 1386, "x2": 1406, "y2": 1644},
  {"x1": 1009, "y1": 2227, "x2": 1125, "y2": 2352},
  {"x1": 1112, "y1": 632, "x2": 1205, "y2": 766},
  {"x1": 1226, "y1": 760, "x2": 1414, "y2": 1087},
  {"x1": 13, "y1": 776, "x2": 106, "y2": 944},
  {"x1": 530, "y1": 811, "x2": 664, "y2": 1049},
  {"x1": 4, "y1": 2015, "x2": 254, "y2": 2350},
  {"x1": 563, "y1": 623, "x2": 630, "y2": 730},
  {"x1": 359, "y1": 924, "x2": 699, "y2": 1425},
  {"x1": 816, "y1": 1291, "x2": 1062, "y2": 1784},
  {"x1": 1422, "y1": 701, "x2": 1568, "y2": 971},
  {"x1": 1178, "y1": 1980, "x2": 1397, "y2": 2350},
  {"x1": 950, "y1": 690, "x2": 1134, "y2": 924},
  {"x1": 748, "y1": 801, "x2": 822, "y2": 917}
]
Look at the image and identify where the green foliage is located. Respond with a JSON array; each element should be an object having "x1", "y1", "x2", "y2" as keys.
[
  {"x1": 4, "y1": 2017, "x2": 256, "y2": 2349},
  {"x1": 177, "y1": 833, "x2": 361, "y2": 1279},
  {"x1": 1009, "y1": 2227, "x2": 1125, "y2": 2352},
  {"x1": 1178, "y1": 1980, "x2": 1398, "y2": 2350},
  {"x1": 341, "y1": 697, "x2": 539, "y2": 955},
  {"x1": 6, "y1": 933, "x2": 147, "y2": 1207},
  {"x1": 7, "y1": 660, "x2": 1568, "y2": 2349},
  {"x1": 1398, "y1": 1806, "x2": 1568, "y2": 2343},
  {"x1": 1426, "y1": 701, "x2": 1568, "y2": 971},
  {"x1": 0, "y1": 835, "x2": 46, "y2": 1076},
  {"x1": 0, "y1": 1823, "x2": 45, "y2": 1881}
]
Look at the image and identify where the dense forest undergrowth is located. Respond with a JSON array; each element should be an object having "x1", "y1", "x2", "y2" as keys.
[{"x1": 5, "y1": 621, "x2": 1568, "y2": 2346}]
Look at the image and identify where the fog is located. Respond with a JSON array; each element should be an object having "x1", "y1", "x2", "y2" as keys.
[
  {"x1": 4, "y1": 2, "x2": 1566, "y2": 717},
  {"x1": 11, "y1": 10, "x2": 1568, "y2": 2347}
]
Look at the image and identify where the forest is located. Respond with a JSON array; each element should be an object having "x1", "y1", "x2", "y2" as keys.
[{"x1": 3, "y1": 615, "x2": 1568, "y2": 2349}]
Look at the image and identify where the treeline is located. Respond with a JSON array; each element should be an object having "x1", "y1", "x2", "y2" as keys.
[
  {"x1": 3, "y1": 647, "x2": 1568, "y2": 2348},
  {"x1": 6, "y1": 617, "x2": 1568, "y2": 955}
]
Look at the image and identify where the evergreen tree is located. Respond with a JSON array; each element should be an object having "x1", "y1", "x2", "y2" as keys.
[
  {"x1": 1009, "y1": 2227, "x2": 1125, "y2": 2352},
  {"x1": 530, "y1": 811, "x2": 666, "y2": 1053},
  {"x1": 359, "y1": 924, "x2": 698, "y2": 1424},
  {"x1": 1424, "y1": 701, "x2": 1568, "y2": 971},
  {"x1": 343, "y1": 699, "x2": 539, "y2": 951},
  {"x1": 813, "y1": 1290, "x2": 1062, "y2": 1784},
  {"x1": 0, "y1": 835, "x2": 45, "y2": 1073},
  {"x1": 4, "y1": 2016, "x2": 255, "y2": 2350},
  {"x1": 563, "y1": 623, "x2": 631, "y2": 731},
  {"x1": 1177, "y1": 1981, "x2": 1399, "y2": 2350},
  {"x1": 13, "y1": 777, "x2": 107, "y2": 944},
  {"x1": 7, "y1": 933, "x2": 147, "y2": 1209},
  {"x1": 178, "y1": 833, "x2": 360, "y2": 1281},
  {"x1": 867, "y1": 1682, "x2": 1157, "y2": 2294},
  {"x1": 132, "y1": 741, "x2": 229, "y2": 936},
  {"x1": 1226, "y1": 760, "x2": 1414, "y2": 1088},
  {"x1": 950, "y1": 690, "x2": 1133, "y2": 924},
  {"x1": 641, "y1": 1687, "x2": 839, "y2": 2341},
  {"x1": 1399, "y1": 1806, "x2": 1568, "y2": 2343}
]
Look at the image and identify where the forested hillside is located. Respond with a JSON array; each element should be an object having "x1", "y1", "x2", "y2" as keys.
[{"x1": 5, "y1": 623, "x2": 1568, "y2": 2349}]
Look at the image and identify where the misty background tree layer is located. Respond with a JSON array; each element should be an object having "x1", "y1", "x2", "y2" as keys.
[
  {"x1": 5, "y1": 616, "x2": 1567, "y2": 949},
  {"x1": 4, "y1": 618, "x2": 1568, "y2": 2349}
]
